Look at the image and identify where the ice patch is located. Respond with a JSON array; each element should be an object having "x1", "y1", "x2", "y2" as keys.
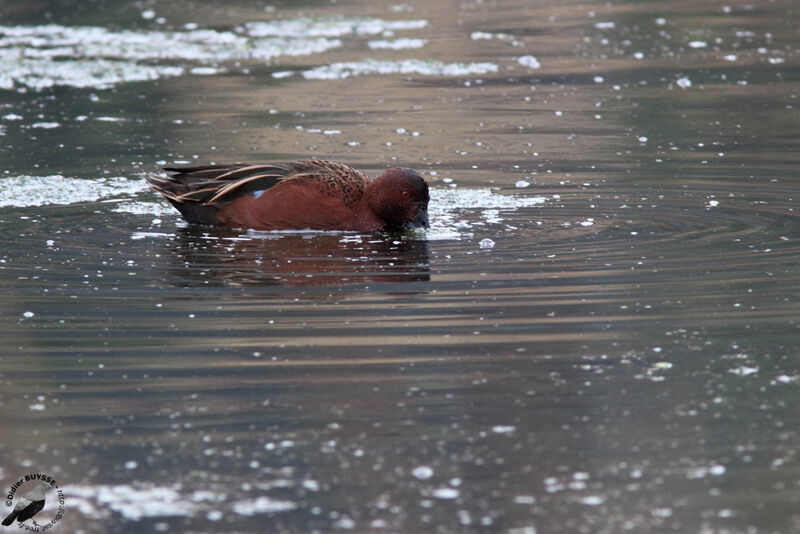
[
  {"x1": 0, "y1": 175, "x2": 147, "y2": 207},
  {"x1": 0, "y1": 22, "x2": 347, "y2": 90},
  {"x1": 432, "y1": 487, "x2": 460, "y2": 499},
  {"x1": 517, "y1": 55, "x2": 541, "y2": 69},
  {"x1": 470, "y1": 31, "x2": 516, "y2": 41},
  {"x1": 286, "y1": 59, "x2": 498, "y2": 80},
  {"x1": 231, "y1": 496, "x2": 298, "y2": 515},
  {"x1": 242, "y1": 17, "x2": 428, "y2": 38},
  {"x1": 31, "y1": 121, "x2": 61, "y2": 128},
  {"x1": 427, "y1": 187, "x2": 546, "y2": 240},
  {"x1": 368, "y1": 38, "x2": 429, "y2": 50},
  {"x1": 131, "y1": 231, "x2": 175, "y2": 240},
  {"x1": 67, "y1": 484, "x2": 201, "y2": 520},
  {"x1": 411, "y1": 466, "x2": 434, "y2": 480},
  {"x1": 112, "y1": 201, "x2": 175, "y2": 216}
]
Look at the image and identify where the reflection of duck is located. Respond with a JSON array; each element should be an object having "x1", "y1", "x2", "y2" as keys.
[
  {"x1": 2, "y1": 481, "x2": 50, "y2": 526},
  {"x1": 166, "y1": 227, "x2": 430, "y2": 287},
  {"x1": 145, "y1": 160, "x2": 429, "y2": 232}
]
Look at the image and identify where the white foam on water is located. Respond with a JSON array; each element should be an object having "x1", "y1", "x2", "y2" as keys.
[
  {"x1": 0, "y1": 175, "x2": 147, "y2": 207},
  {"x1": 286, "y1": 58, "x2": 499, "y2": 80}
]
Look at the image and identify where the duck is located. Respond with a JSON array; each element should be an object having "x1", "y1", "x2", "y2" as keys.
[{"x1": 145, "y1": 160, "x2": 429, "y2": 232}]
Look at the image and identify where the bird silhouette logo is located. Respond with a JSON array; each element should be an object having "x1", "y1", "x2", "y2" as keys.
[
  {"x1": 2, "y1": 481, "x2": 49, "y2": 526},
  {"x1": 2, "y1": 475, "x2": 64, "y2": 530}
]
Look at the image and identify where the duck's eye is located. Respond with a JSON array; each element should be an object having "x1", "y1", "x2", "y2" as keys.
[{"x1": 401, "y1": 191, "x2": 410, "y2": 199}]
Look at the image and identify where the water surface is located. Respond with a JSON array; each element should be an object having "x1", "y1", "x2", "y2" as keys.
[{"x1": 1, "y1": 0, "x2": 799, "y2": 532}]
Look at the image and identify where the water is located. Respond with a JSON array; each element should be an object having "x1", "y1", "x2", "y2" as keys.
[{"x1": 1, "y1": 0, "x2": 799, "y2": 532}]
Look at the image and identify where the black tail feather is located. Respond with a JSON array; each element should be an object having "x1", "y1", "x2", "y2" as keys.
[{"x1": 166, "y1": 198, "x2": 220, "y2": 226}]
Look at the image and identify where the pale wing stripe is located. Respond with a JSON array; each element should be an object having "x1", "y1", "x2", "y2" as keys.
[{"x1": 206, "y1": 173, "x2": 285, "y2": 203}]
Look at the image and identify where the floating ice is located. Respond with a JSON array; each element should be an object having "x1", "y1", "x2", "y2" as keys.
[
  {"x1": 0, "y1": 175, "x2": 146, "y2": 207},
  {"x1": 689, "y1": 41, "x2": 707, "y2": 48},
  {"x1": 517, "y1": 55, "x2": 541, "y2": 69},
  {"x1": 232, "y1": 496, "x2": 298, "y2": 515},
  {"x1": 67, "y1": 484, "x2": 201, "y2": 520},
  {"x1": 112, "y1": 201, "x2": 175, "y2": 216},
  {"x1": 676, "y1": 77, "x2": 692, "y2": 88},
  {"x1": 242, "y1": 17, "x2": 427, "y2": 38},
  {"x1": 479, "y1": 238, "x2": 496, "y2": 249},
  {"x1": 470, "y1": 31, "x2": 516, "y2": 41},
  {"x1": 131, "y1": 231, "x2": 175, "y2": 240},
  {"x1": 286, "y1": 59, "x2": 499, "y2": 80},
  {"x1": 687, "y1": 464, "x2": 726, "y2": 479},
  {"x1": 368, "y1": 38, "x2": 429, "y2": 50},
  {"x1": 31, "y1": 121, "x2": 61, "y2": 128},
  {"x1": 411, "y1": 466, "x2": 434, "y2": 480},
  {"x1": 729, "y1": 366, "x2": 758, "y2": 376},
  {"x1": 427, "y1": 187, "x2": 546, "y2": 240},
  {"x1": 431, "y1": 487, "x2": 460, "y2": 499},
  {"x1": 0, "y1": 18, "x2": 420, "y2": 90}
]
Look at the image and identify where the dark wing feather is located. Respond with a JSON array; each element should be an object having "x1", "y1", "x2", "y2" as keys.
[{"x1": 145, "y1": 163, "x2": 294, "y2": 204}]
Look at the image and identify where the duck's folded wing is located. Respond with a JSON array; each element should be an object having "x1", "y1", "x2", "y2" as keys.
[{"x1": 147, "y1": 163, "x2": 293, "y2": 204}]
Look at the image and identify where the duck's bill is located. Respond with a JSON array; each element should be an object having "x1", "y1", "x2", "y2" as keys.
[{"x1": 407, "y1": 208, "x2": 429, "y2": 229}]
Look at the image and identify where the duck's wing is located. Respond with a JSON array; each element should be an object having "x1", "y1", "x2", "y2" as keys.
[{"x1": 145, "y1": 163, "x2": 294, "y2": 205}]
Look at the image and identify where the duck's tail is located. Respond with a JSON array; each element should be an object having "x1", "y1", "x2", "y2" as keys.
[
  {"x1": 166, "y1": 197, "x2": 220, "y2": 226},
  {"x1": 146, "y1": 163, "x2": 291, "y2": 226},
  {"x1": 144, "y1": 173, "x2": 220, "y2": 225}
]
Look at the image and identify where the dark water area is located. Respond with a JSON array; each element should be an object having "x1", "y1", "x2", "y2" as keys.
[{"x1": 1, "y1": 0, "x2": 800, "y2": 532}]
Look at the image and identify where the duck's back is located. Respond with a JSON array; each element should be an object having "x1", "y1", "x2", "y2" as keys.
[{"x1": 216, "y1": 160, "x2": 376, "y2": 230}]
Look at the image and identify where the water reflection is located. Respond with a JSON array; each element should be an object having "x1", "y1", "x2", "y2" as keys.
[{"x1": 165, "y1": 227, "x2": 430, "y2": 287}]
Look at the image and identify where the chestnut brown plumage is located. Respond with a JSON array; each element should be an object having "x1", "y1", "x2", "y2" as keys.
[{"x1": 145, "y1": 160, "x2": 429, "y2": 232}]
